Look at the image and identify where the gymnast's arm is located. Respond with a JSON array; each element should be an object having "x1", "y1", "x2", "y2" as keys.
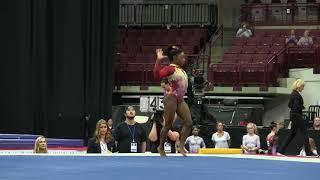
[
  {"x1": 153, "y1": 60, "x2": 175, "y2": 80},
  {"x1": 153, "y1": 48, "x2": 175, "y2": 80}
]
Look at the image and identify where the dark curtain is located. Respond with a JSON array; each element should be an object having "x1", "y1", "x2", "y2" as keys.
[{"x1": 0, "y1": 0, "x2": 119, "y2": 139}]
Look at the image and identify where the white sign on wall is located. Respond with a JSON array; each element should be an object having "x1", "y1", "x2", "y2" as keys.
[{"x1": 139, "y1": 96, "x2": 164, "y2": 112}]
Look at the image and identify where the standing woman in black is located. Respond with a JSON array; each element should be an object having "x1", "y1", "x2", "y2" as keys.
[{"x1": 278, "y1": 79, "x2": 314, "y2": 156}]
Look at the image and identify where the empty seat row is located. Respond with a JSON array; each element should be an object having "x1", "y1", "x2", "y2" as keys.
[
  {"x1": 222, "y1": 53, "x2": 274, "y2": 63},
  {"x1": 207, "y1": 63, "x2": 276, "y2": 86},
  {"x1": 226, "y1": 45, "x2": 285, "y2": 54}
]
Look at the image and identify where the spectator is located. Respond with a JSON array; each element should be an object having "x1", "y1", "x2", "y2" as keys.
[
  {"x1": 87, "y1": 119, "x2": 116, "y2": 153},
  {"x1": 236, "y1": 22, "x2": 253, "y2": 38},
  {"x1": 310, "y1": 117, "x2": 320, "y2": 130},
  {"x1": 297, "y1": 30, "x2": 313, "y2": 46},
  {"x1": 185, "y1": 126, "x2": 206, "y2": 153},
  {"x1": 277, "y1": 121, "x2": 286, "y2": 130},
  {"x1": 148, "y1": 111, "x2": 180, "y2": 154},
  {"x1": 33, "y1": 136, "x2": 48, "y2": 154},
  {"x1": 114, "y1": 106, "x2": 147, "y2": 153},
  {"x1": 212, "y1": 122, "x2": 231, "y2": 148},
  {"x1": 266, "y1": 122, "x2": 279, "y2": 155},
  {"x1": 285, "y1": 29, "x2": 298, "y2": 45},
  {"x1": 241, "y1": 123, "x2": 260, "y2": 154},
  {"x1": 278, "y1": 79, "x2": 314, "y2": 156},
  {"x1": 299, "y1": 138, "x2": 318, "y2": 156},
  {"x1": 107, "y1": 118, "x2": 114, "y2": 134}
]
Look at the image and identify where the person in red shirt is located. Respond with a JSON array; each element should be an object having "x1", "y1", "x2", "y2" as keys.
[{"x1": 153, "y1": 45, "x2": 192, "y2": 156}]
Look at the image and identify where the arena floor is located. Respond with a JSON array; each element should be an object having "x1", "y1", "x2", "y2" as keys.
[{"x1": 0, "y1": 153, "x2": 319, "y2": 180}]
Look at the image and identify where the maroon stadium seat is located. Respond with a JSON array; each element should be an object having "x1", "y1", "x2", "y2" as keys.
[
  {"x1": 233, "y1": 38, "x2": 247, "y2": 46},
  {"x1": 208, "y1": 64, "x2": 239, "y2": 86},
  {"x1": 226, "y1": 46, "x2": 243, "y2": 54},
  {"x1": 246, "y1": 38, "x2": 260, "y2": 46},
  {"x1": 239, "y1": 64, "x2": 266, "y2": 86},
  {"x1": 223, "y1": 53, "x2": 239, "y2": 63},
  {"x1": 238, "y1": 54, "x2": 253, "y2": 64}
]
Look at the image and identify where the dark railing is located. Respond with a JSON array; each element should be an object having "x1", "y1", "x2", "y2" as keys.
[
  {"x1": 114, "y1": 54, "x2": 210, "y2": 87},
  {"x1": 208, "y1": 46, "x2": 286, "y2": 88},
  {"x1": 287, "y1": 45, "x2": 320, "y2": 73},
  {"x1": 241, "y1": 3, "x2": 320, "y2": 26},
  {"x1": 119, "y1": 4, "x2": 218, "y2": 27},
  {"x1": 208, "y1": 24, "x2": 224, "y2": 65}
]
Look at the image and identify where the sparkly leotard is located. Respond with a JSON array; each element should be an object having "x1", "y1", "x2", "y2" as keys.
[{"x1": 154, "y1": 62, "x2": 188, "y2": 103}]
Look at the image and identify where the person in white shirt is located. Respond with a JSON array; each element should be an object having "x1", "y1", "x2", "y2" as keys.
[
  {"x1": 212, "y1": 122, "x2": 231, "y2": 148},
  {"x1": 185, "y1": 126, "x2": 206, "y2": 153},
  {"x1": 297, "y1": 30, "x2": 313, "y2": 46},
  {"x1": 241, "y1": 123, "x2": 260, "y2": 154},
  {"x1": 236, "y1": 23, "x2": 253, "y2": 38}
]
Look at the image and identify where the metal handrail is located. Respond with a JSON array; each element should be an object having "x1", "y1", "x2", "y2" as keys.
[{"x1": 207, "y1": 24, "x2": 224, "y2": 65}]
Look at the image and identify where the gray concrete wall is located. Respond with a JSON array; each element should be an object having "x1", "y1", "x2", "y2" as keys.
[{"x1": 216, "y1": 0, "x2": 244, "y2": 28}]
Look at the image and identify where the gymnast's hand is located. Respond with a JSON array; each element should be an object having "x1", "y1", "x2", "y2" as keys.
[{"x1": 156, "y1": 48, "x2": 167, "y2": 61}]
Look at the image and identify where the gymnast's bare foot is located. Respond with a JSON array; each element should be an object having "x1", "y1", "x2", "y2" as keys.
[
  {"x1": 177, "y1": 146, "x2": 187, "y2": 157},
  {"x1": 157, "y1": 146, "x2": 166, "y2": 157}
]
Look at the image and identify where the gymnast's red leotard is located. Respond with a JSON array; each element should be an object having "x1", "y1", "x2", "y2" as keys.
[{"x1": 154, "y1": 61, "x2": 188, "y2": 103}]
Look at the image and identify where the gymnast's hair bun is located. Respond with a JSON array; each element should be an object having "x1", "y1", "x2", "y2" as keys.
[{"x1": 163, "y1": 45, "x2": 183, "y2": 61}]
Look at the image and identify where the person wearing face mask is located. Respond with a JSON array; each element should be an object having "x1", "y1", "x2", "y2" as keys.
[
  {"x1": 185, "y1": 126, "x2": 206, "y2": 153},
  {"x1": 236, "y1": 22, "x2": 253, "y2": 38},
  {"x1": 113, "y1": 106, "x2": 147, "y2": 153}
]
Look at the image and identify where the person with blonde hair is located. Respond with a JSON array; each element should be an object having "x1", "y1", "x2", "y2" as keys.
[
  {"x1": 241, "y1": 123, "x2": 260, "y2": 154},
  {"x1": 87, "y1": 119, "x2": 116, "y2": 153},
  {"x1": 33, "y1": 136, "x2": 48, "y2": 153},
  {"x1": 278, "y1": 79, "x2": 315, "y2": 156}
]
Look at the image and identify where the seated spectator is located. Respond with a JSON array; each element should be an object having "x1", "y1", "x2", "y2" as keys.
[
  {"x1": 148, "y1": 111, "x2": 180, "y2": 154},
  {"x1": 33, "y1": 136, "x2": 48, "y2": 154},
  {"x1": 297, "y1": 30, "x2": 313, "y2": 46},
  {"x1": 185, "y1": 126, "x2": 206, "y2": 153},
  {"x1": 241, "y1": 123, "x2": 260, "y2": 154},
  {"x1": 212, "y1": 122, "x2": 231, "y2": 148},
  {"x1": 266, "y1": 122, "x2": 279, "y2": 155},
  {"x1": 87, "y1": 119, "x2": 116, "y2": 153},
  {"x1": 277, "y1": 121, "x2": 286, "y2": 130},
  {"x1": 285, "y1": 29, "x2": 298, "y2": 45},
  {"x1": 310, "y1": 117, "x2": 320, "y2": 130},
  {"x1": 114, "y1": 106, "x2": 147, "y2": 153},
  {"x1": 236, "y1": 22, "x2": 253, "y2": 38},
  {"x1": 299, "y1": 138, "x2": 318, "y2": 156}
]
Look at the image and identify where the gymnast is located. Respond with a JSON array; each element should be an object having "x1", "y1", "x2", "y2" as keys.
[{"x1": 153, "y1": 45, "x2": 192, "y2": 156}]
